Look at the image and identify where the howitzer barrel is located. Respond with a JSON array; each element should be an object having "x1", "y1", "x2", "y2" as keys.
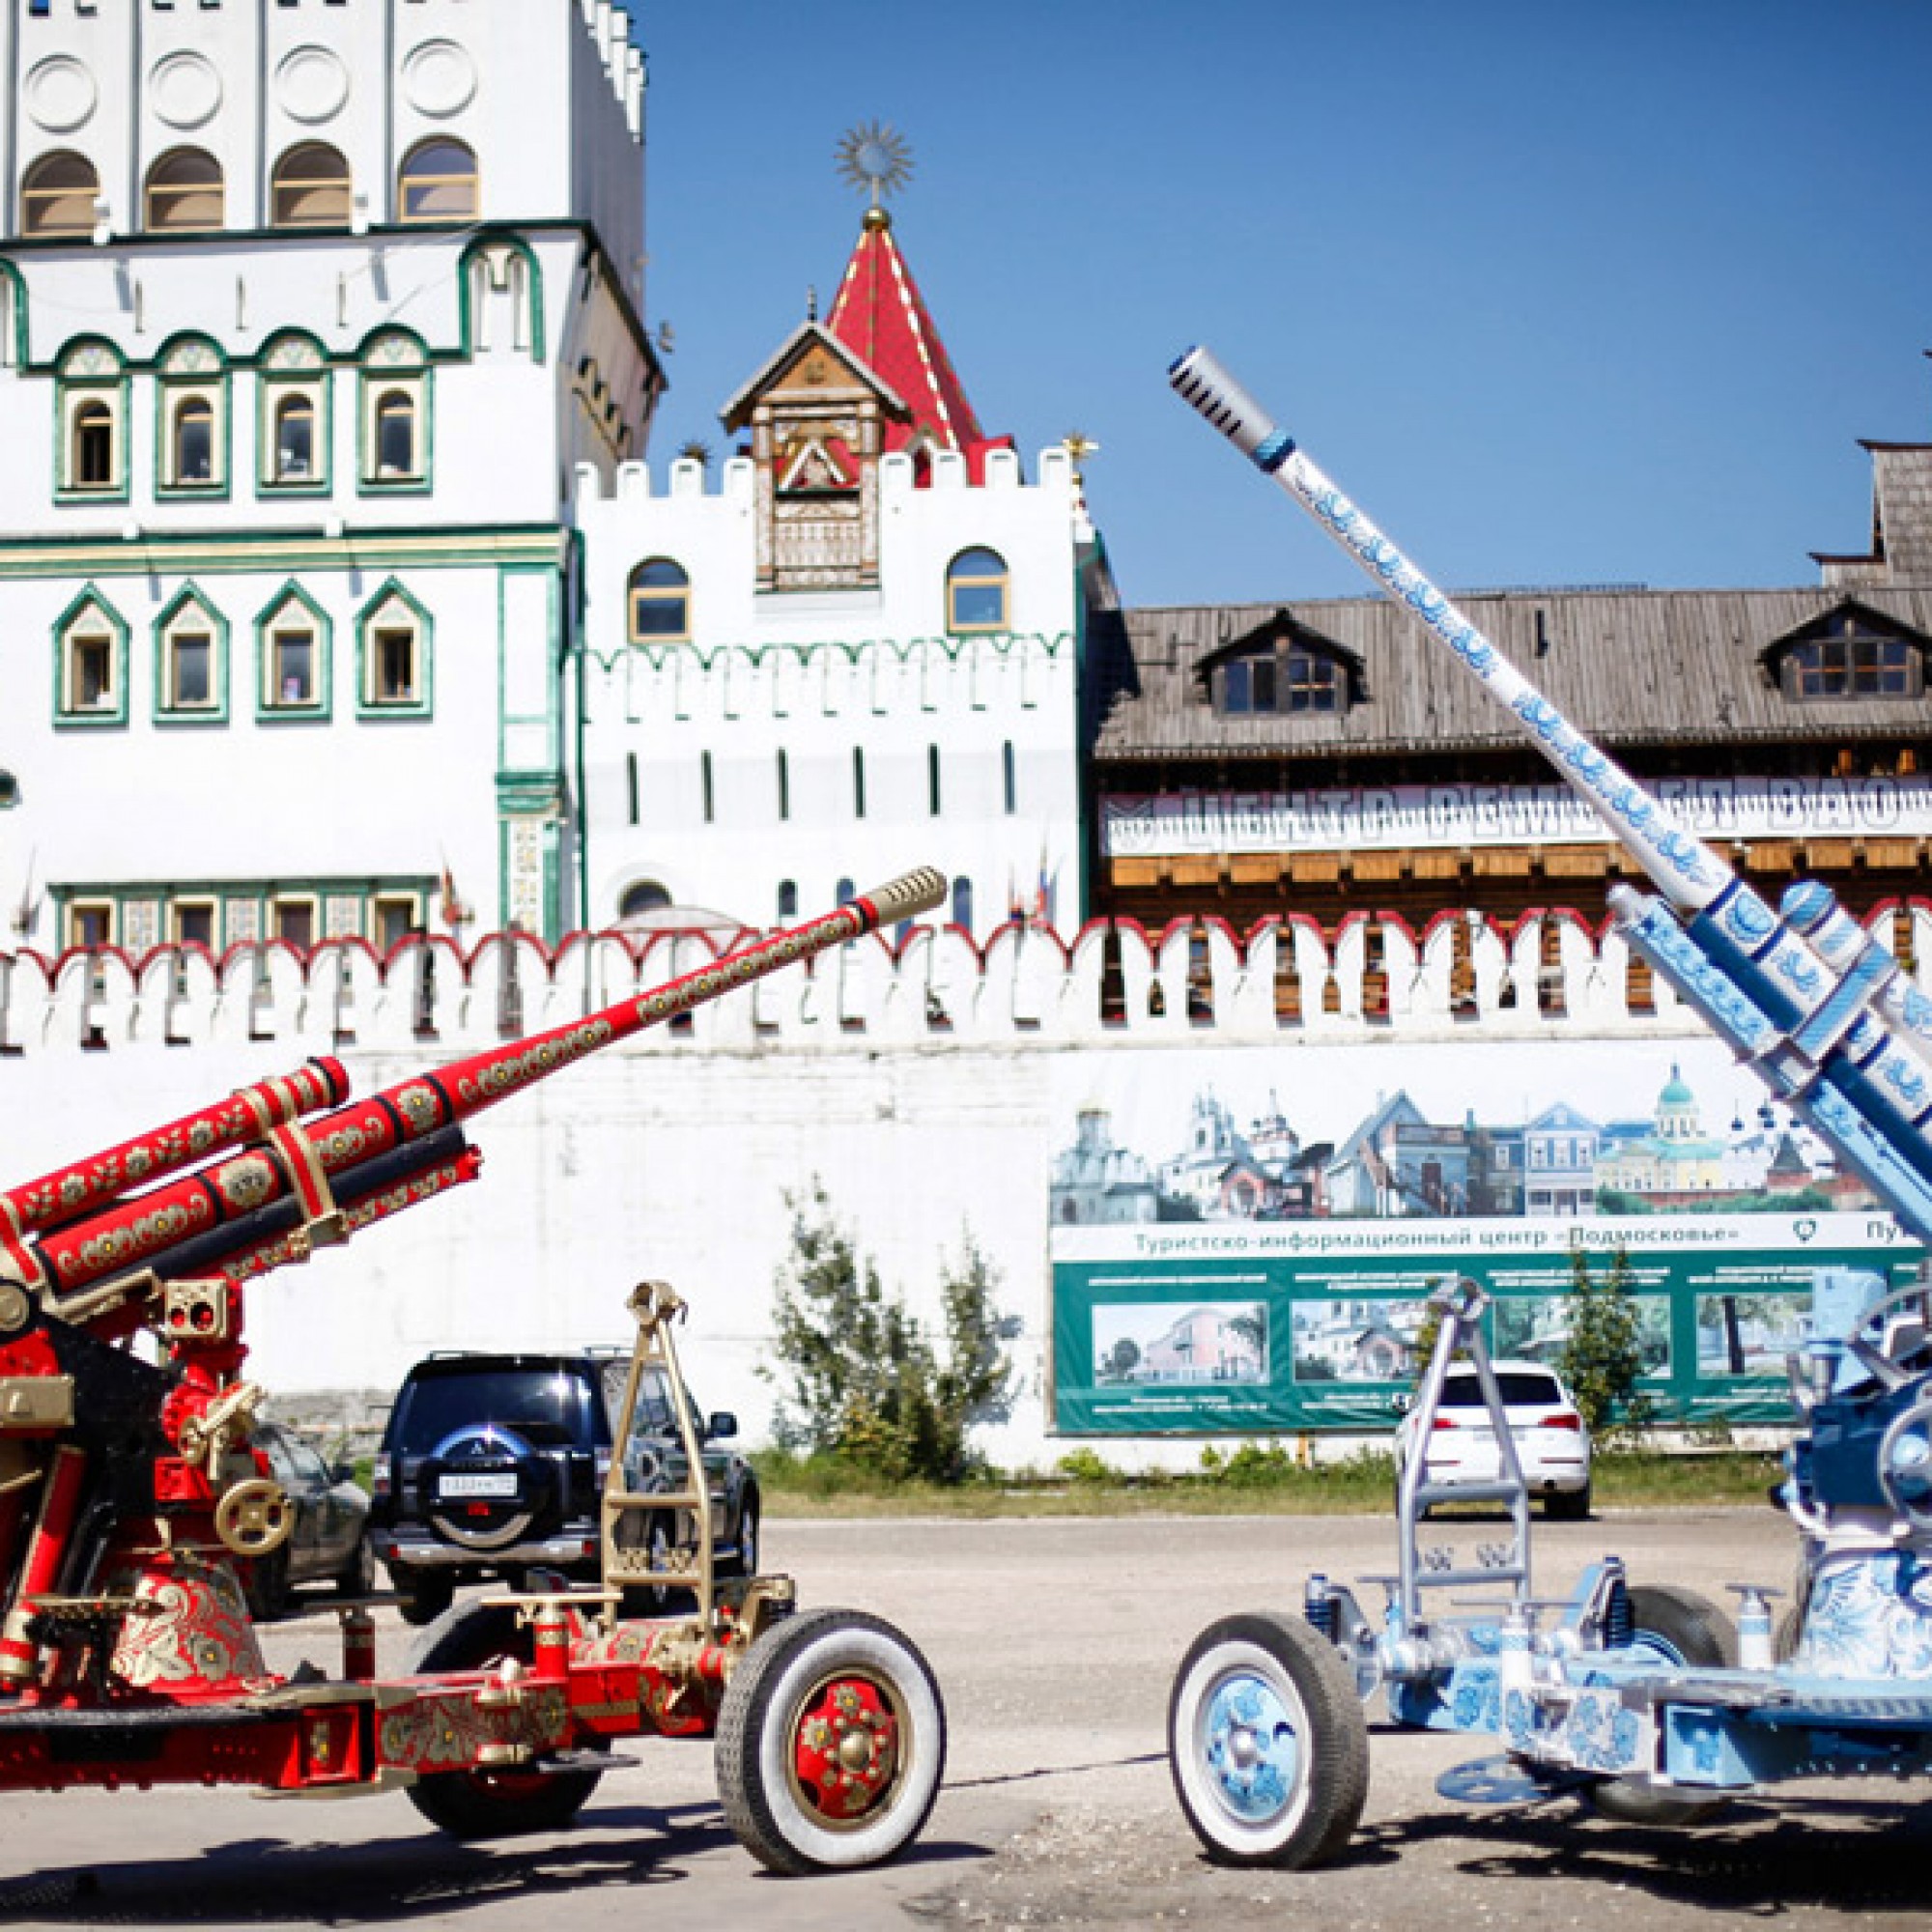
[{"x1": 20, "y1": 869, "x2": 946, "y2": 1310}]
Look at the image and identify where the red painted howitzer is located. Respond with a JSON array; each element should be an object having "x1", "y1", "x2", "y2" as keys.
[{"x1": 0, "y1": 871, "x2": 951, "y2": 1873}]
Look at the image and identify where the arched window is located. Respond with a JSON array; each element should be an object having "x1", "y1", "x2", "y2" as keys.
[
  {"x1": 259, "y1": 331, "x2": 328, "y2": 491},
  {"x1": 946, "y1": 546, "x2": 1009, "y2": 633},
  {"x1": 776, "y1": 880, "x2": 798, "y2": 921},
  {"x1": 59, "y1": 339, "x2": 127, "y2": 497},
  {"x1": 374, "y1": 389, "x2": 416, "y2": 477},
  {"x1": 836, "y1": 878, "x2": 856, "y2": 906},
  {"x1": 21, "y1": 151, "x2": 99, "y2": 237},
  {"x1": 398, "y1": 138, "x2": 477, "y2": 223},
  {"x1": 158, "y1": 336, "x2": 226, "y2": 492},
  {"x1": 71, "y1": 399, "x2": 116, "y2": 489},
  {"x1": 359, "y1": 332, "x2": 428, "y2": 486},
  {"x1": 172, "y1": 395, "x2": 213, "y2": 484},
  {"x1": 273, "y1": 392, "x2": 316, "y2": 481},
  {"x1": 618, "y1": 880, "x2": 671, "y2": 922},
  {"x1": 628, "y1": 559, "x2": 690, "y2": 641},
  {"x1": 144, "y1": 148, "x2": 223, "y2": 230},
  {"x1": 951, "y1": 877, "x2": 974, "y2": 934},
  {"x1": 271, "y1": 143, "x2": 351, "y2": 228}
]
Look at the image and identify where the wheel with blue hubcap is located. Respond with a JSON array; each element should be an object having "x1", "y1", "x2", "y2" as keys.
[{"x1": 1168, "y1": 1609, "x2": 1369, "y2": 1868}]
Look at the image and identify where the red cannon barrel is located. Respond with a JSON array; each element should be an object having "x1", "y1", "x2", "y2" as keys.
[
  {"x1": 26, "y1": 870, "x2": 946, "y2": 1315},
  {"x1": 0, "y1": 1060, "x2": 350, "y2": 1290}
]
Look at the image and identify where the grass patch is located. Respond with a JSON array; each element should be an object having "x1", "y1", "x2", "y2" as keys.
[{"x1": 752, "y1": 1443, "x2": 1785, "y2": 1518}]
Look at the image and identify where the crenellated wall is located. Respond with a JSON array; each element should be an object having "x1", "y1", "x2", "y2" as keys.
[
  {"x1": 3, "y1": 899, "x2": 1924, "y2": 1467},
  {"x1": 8, "y1": 900, "x2": 1926, "y2": 1054}
]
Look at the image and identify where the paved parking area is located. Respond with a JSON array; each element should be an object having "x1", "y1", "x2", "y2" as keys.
[{"x1": 2, "y1": 1509, "x2": 1930, "y2": 1928}]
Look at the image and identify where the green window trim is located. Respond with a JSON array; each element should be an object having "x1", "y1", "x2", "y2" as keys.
[
  {"x1": 356, "y1": 332, "x2": 433, "y2": 495},
  {"x1": 253, "y1": 582, "x2": 334, "y2": 723},
  {"x1": 153, "y1": 587, "x2": 231, "y2": 724},
  {"x1": 257, "y1": 376, "x2": 332, "y2": 495},
  {"x1": 154, "y1": 376, "x2": 233, "y2": 500},
  {"x1": 48, "y1": 875, "x2": 439, "y2": 954},
  {"x1": 54, "y1": 355, "x2": 131, "y2": 505},
  {"x1": 51, "y1": 586, "x2": 130, "y2": 728},
  {"x1": 355, "y1": 578, "x2": 434, "y2": 719}
]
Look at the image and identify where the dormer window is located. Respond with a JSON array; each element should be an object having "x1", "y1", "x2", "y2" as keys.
[
  {"x1": 1768, "y1": 603, "x2": 1926, "y2": 702},
  {"x1": 1207, "y1": 615, "x2": 1358, "y2": 718}
]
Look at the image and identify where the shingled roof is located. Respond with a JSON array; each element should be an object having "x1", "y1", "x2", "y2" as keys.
[
  {"x1": 1092, "y1": 584, "x2": 1932, "y2": 763},
  {"x1": 825, "y1": 209, "x2": 1013, "y2": 479}
]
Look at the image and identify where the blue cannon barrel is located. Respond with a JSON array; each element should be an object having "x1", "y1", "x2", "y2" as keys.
[{"x1": 1169, "y1": 346, "x2": 1932, "y2": 1241}]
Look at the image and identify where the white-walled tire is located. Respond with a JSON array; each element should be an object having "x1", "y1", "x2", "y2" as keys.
[
  {"x1": 1169, "y1": 1610, "x2": 1369, "y2": 1868},
  {"x1": 715, "y1": 1606, "x2": 946, "y2": 1874}
]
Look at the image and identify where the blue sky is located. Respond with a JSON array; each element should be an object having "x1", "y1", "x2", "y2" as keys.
[{"x1": 625, "y1": 2, "x2": 1932, "y2": 611}]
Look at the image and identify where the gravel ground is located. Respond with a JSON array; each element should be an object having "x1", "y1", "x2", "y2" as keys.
[{"x1": 2, "y1": 1509, "x2": 1930, "y2": 1929}]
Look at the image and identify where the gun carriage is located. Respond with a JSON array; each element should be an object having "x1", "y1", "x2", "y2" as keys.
[
  {"x1": 1165, "y1": 347, "x2": 1932, "y2": 1869},
  {"x1": 0, "y1": 871, "x2": 950, "y2": 1875}
]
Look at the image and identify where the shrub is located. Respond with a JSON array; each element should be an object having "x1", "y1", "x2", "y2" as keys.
[
  {"x1": 1559, "y1": 1244, "x2": 1655, "y2": 1446},
  {"x1": 1206, "y1": 1440, "x2": 1296, "y2": 1487},
  {"x1": 763, "y1": 1181, "x2": 1016, "y2": 1485},
  {"x1": 1056, "y1": 1447, "x2": 1117, "y2": 1485}
]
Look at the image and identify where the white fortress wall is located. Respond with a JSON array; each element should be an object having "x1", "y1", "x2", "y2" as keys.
[{"x1": 10, "y1": 901, "x2": 1924, "y2": 1465}]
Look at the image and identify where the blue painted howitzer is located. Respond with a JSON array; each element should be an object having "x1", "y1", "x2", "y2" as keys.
[
  {"x1": 1162, "y1": 346, "x2": 1932, "y2": 1868},
  {"x1": 0, "y1": 871, "x2": 951, "y2": 1873}
]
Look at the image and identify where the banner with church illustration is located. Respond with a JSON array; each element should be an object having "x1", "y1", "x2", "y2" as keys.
[{"x1": 1047, "y1": 1037, "x2": 1924, "y2": 1435}]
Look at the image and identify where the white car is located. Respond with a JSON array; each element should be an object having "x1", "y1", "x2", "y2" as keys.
[{"x1": 1394, "y1": 1359, "x2": 1593, "y2": 1520}]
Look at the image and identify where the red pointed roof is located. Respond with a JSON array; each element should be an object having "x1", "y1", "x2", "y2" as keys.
[{"x1": 826, "y1": 208, "x2": 1012, "y2": 480}]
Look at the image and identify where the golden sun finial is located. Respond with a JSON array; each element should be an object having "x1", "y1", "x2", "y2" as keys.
[{"x1": 835, "y1": 122, "x2": 915, "y2": 215}]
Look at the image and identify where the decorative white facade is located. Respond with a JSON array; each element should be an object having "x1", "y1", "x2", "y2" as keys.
[{"x1": 0, "y1": 0, "x2": 661, "y2": 953}]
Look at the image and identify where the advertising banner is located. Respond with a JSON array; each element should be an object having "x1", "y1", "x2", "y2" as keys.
[{"x1": 1047, "y1": 1037, "x2": 1923, "y2": 1435}]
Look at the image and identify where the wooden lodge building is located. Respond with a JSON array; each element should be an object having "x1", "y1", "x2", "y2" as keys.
[{"x1": 1087, "y1": 435, "x2": 1932, "y2": 965}]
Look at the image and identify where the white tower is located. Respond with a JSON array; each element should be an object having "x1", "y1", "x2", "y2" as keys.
[{"x1": 0, "y1": 0, "x2": 661, "y2": 953}]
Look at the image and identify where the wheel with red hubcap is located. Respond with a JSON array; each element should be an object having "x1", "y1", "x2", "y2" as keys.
[{"x1": 715, "y1": 1605, "x2": 946, "y2": 1873}]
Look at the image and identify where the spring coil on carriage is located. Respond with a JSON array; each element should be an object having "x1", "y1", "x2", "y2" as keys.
[
  {"x1": 1604, "y1": 1574, "x2": 1633, "y2": 1649},
  {"x1": 1303, "y1": 1573, "x2": 1338, "y2": 1639}
]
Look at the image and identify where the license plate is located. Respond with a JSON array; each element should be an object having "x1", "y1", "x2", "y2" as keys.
[{"x1": 440, "y1": 1472, "x2": 517, "y2": 1499}]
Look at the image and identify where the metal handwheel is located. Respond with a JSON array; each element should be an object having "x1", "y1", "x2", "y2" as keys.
[{"x1": 214, "y1": 1478, "x2": 294, "y2": 1556}]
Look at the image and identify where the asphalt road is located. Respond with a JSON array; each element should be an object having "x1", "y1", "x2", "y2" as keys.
[{"x1": 2, "y1": 1508, "x2": 1930, "y2": 1930}]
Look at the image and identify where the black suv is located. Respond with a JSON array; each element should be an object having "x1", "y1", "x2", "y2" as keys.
[{"x1": 369, "y1": 1349, "x2": 760, "y2": 1624}]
